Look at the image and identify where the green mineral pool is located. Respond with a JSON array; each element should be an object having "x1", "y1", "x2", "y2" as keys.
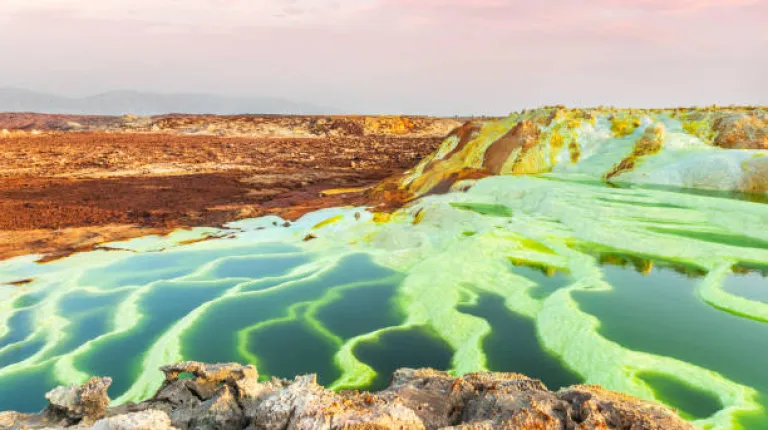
[{"x1": 0, "y1": 175, "x2": 766, "y2": 430}]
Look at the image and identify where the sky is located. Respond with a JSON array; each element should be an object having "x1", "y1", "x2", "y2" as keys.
[{"x1": 0, "y1": 0, "x2": 766, "y2": 115}]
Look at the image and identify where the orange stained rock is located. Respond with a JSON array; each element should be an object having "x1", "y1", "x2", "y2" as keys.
[
  {"x1": 605, "y1": 123, "x2": 666, "y2": 180},
  {"x1": 422, "y1": 168, "x2": 493, "y2": 197},
  {"x1": 714, "y1": 114, "x2": 768, "y2": 149},
  {"x1": 509, "y1": 142, "x2": 551, "y2": 175},
  {"x1": 549, "y1": 131, "x2": 565, "y2": 166},
  {"x1": 482, "y1": 120, "x2": 540, "y2": 174},
  {"x1": 568, "y1": 137, "x2": 581, "y2": 163}
]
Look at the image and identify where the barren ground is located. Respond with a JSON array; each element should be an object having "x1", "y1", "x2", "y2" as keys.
[{"x1": 0, "y1": 118, "x2": 455, "y2": 261}]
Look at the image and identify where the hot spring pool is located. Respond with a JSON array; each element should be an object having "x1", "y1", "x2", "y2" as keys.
[{"x1": 1, "y1": 175, "x2": 766, "y2": 429}]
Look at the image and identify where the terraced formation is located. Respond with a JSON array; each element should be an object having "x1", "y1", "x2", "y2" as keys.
[{"x1": 0, "y1": 107, "x2": 767, "y2": 429}]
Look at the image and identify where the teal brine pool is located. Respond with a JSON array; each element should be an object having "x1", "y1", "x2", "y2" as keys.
[{"x1": 1, "y1": 175, "x2": 767, "y2": 429}]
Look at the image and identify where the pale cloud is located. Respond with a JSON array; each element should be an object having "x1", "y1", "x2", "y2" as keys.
[
  {"x1": 2, "y1": 0, "x2": 758, "y2": 33},
  {"x1": 0, "y1": 0, "x2": 764, "y2": 113},
  {"x1": 1, "y1": 0, "x2": 373, "y2": 28},
  {"x1": 598, "y1": 0, "x2": 761, "y2": 13}
]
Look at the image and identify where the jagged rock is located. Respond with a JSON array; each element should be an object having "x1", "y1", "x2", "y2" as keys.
[
  {"x1": 0, "y1": 363, "x2": 695, "y2": 430},
  {"x1": 159, "y1": 362, "x2": 261, "y2": 399},
  {"x1": 249, "y1": 375, "x2": 330, "y2": 430},
  {"x1": 0, "y1": 378, "x2": 112, "y2": 429},
  {"x1": 251, "y1": 374, "x2": 424, "y2": 430},
  {"x1": 558, "y1": 385, "x2": 693, "y2": 430},
  {"x1": 45, "y1": 377, "x2": 113, "y2": 426},
  {"x1": 459, "y1": 384, "x2": 571, "y2": 428},
  {"x1": 0, "y1": 412, "x2": 33, "y2": 430},
  {"x1": 380, "y1": 368, "x2": 476, "y2": 427},
  {"x1": 161, "y1": 362, "x2": 257, "y2": 384},
  {"x1": 179, "y1": 386, "x2": 247, "y2": 430},
  {"x1": 714, "y1": 113, "x2": 768, "y2": 149},
  {"x1": 382, "y1": 369, "x2": 568, "y2": 429},
  {"x1": 149, "y1": 362, "x2": 262, "y2": 429},
  {"x1": 90, "y1": 410, "x2": 178, "y2": 430}
]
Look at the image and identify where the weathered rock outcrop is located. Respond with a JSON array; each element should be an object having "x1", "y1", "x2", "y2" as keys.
[
  {"x1": 0, "y1": 377, "x2": 113, "y2": 429},
  {"x1": 0, "y1": 362, "x2": 694, "y2": 430},
  {"x1": 713, "y1": 113, "x2": 768, "y2": 150},
  {"x1": 369, "y1": 106, "x2": 768, "y2": 207}
]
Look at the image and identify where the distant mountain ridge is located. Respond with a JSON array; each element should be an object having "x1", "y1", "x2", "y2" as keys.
[{"x1": 0, "y1": 88, "x2": 335, "y2": 115}]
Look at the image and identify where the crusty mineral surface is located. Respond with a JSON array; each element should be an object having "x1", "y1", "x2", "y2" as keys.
[
  {"x1": 0, "y1": 362, "x2": 694, "y2": 430},
  {"x1": 0, "y1": 114, "x2": 462, "y2": 262}
]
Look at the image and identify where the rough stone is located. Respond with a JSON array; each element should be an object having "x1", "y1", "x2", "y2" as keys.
[
  {"x1": 0, "y1": 363, "x2": 695, "y2": 430},
  {"x1": 558, "y1": 385, "x2": 694, "y2": 430},
  {"x1": 90, "y1": 410, "x2": 178, "y2": 430},
  {"x1": 714, "y1": 113, "x2": 768, "y2": 149},
  {"x1": 44, "y1": 377, "x2": 112, "y2": 426},
  {"x1": 178, "y1": 386, "x2": 247, "y2": 430}
]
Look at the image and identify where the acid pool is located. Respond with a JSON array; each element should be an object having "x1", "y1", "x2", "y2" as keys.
[{"x1": 0, "y1": 175, "x2": 766, "y2": 430}]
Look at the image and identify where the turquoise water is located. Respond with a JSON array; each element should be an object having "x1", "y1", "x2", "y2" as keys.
[
  {"x1": 352, "y1": 326, "x2": 454, "y2": 391},
  {"x1": 638, "y1": 371, "x2": 723, "y2": 421},
  {"x1": 0, "y1": 176, "x2": 767, "y2": 430},
  {"x1": 724, "y1": 266, "x2": 768, "y2": 304},
  {"x1": 572, "y1": 260, "x2": 768, "y2": 424},
  {"x1": 457, "y1": 292, "x2": 582, "y2": 389}
]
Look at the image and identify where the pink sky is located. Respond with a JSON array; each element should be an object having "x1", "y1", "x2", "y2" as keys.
[{"x1": 0, "y1": 0, "x2": 765, "y2": 114}]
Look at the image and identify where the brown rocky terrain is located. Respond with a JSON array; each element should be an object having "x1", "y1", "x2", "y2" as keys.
[
  {"x1": 0, "y1": 113, "x2": 468, "y2": 137},
  {"x1": 0, "y1": 362, "x2": 693, "y2": 430},
  {"x1": 0, "y1": 114, "x2": 463, "y2": 261}
]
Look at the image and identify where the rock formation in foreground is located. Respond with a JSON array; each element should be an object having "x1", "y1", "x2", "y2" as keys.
[{"x1": 0, "y1": 362, "x2": 693, "y2": 430}]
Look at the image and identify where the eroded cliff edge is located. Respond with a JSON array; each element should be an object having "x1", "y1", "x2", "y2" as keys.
[{"x1": 0, "y1": 361, "x2": 693, "y2": 430}]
